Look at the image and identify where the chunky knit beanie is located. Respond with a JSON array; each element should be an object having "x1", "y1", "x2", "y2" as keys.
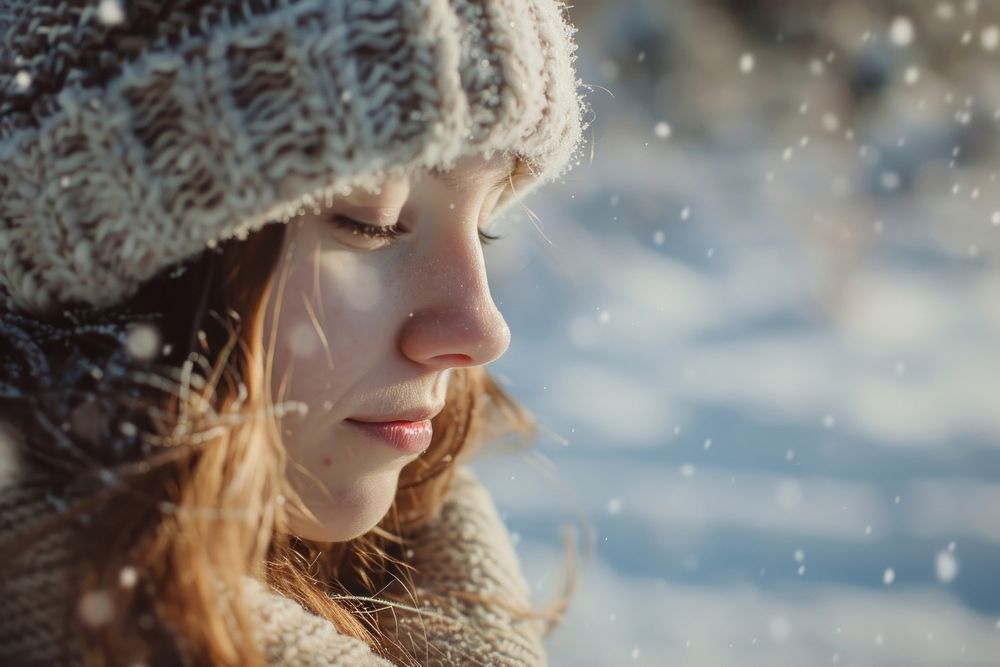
[{"x1": 0, "y1": 0, "x2": 589, "y2": 318}]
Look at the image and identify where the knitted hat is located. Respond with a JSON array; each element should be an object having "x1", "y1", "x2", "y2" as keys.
[{"x1": 0, "y1": 0, "x2": 589, "y2": 318}]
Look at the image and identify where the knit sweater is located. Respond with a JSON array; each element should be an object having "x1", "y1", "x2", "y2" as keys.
[{"x1": 0, "y1": 461, "x2": 547, "y2": 666}]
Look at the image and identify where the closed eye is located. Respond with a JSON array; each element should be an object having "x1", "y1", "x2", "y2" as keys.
[
  {"x1": 479, "y1": 228, "x2": 504, "y2": 246},
  {"x1": 329, "y1": 214, "x2": 404, "y2": 240},
  {"x1": 329, "y1": 215, "x2": 505, "y2": 246}
]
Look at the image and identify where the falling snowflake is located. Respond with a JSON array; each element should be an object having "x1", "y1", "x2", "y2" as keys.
[
  {"x1": 739, "y1": 53, "x2": 755, "y2": 74},
  {"x1": 13, "y1": 70, "x2": 31, "y2": 90},
  {"x1": 881, "y1": 171, "x2": 901, "y2": 191},
  {"x1": 289, "y1": 321, "x2": 321, "y2": 358},
  {"x1": 936, "y1": 549, "x2": 959, "y2": 583},
  {"x1": 883, "y1": 568, "x2": 895, "y2": 585},
  {"x1": 982, "y1": 25, "x2": 999, "y2": 51},
  {"x1": 654, "y1": 122, "x2": 672, "y2": 139},
  {"x1": 600, "y1": 59, "x2": 620, "y2": 81},
  {"x1": 119, "y1": 566, "x2": 138, "y2": 588},
  {"x1": 125, "y1": 323, "x2": 161, "y2": 360},
  {"x1": 889, "y1": 16, "x2": 915, "y2": 47},
  {"x1": 97, "y1": 0, "x2": 125, "y2": 26},
  {"x1": 78, "y1": 590, "x2": 115, "y2": 627}
]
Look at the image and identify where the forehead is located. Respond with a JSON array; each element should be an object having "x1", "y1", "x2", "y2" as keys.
[
  {"x1": 341, "y1": 152, "x2": 517, "y2": 212},
  {"x1": 426, "y1": 152, "x2": 517, "y2": 190}
]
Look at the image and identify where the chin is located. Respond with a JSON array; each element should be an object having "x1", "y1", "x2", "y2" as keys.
[{"x1": 288, "y1": 471, "x2": 398, "y2": 543}]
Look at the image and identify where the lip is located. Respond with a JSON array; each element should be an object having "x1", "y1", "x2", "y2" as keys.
[
  {"x1": 350, "y1": 405, "x2": 444, "y2": 423},
  {"x1": 343, "y1": 418, "x2": 433, "y2": 454}
]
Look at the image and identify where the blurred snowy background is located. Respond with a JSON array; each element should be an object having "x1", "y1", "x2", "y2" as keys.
[{"x1": 468, "y1": 1, "x2": 1000, "y2": 665}]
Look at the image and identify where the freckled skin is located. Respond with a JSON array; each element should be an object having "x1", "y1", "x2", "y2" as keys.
[{"x1": 256, "y1": 153, "x2": 513, "y2": 544}]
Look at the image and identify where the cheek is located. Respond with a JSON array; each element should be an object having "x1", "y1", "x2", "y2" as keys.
[
  {"x1": 308, "y1": 252, "x2": 399, "y2": 366},
  {"x1": 315, "y1": 251, "x2": 393, "y2": 335},
  {"x1": 327, "y1": 253, "x2": 386, "y2": 313},
  {"x1": 267, "y1": 250, "x2": 400, "y2": 398}
]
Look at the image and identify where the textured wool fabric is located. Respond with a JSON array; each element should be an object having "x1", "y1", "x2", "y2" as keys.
[
  {"x1": 0, "y1": 464, "x2": 546, "y2": 666},
  {"x1": 0, "y1": 0, "x2": 588, "y2": 317},
  {"x1": 371, "y1": 465, "x2": 547, "y2": 666},
  {"x1": 0, "y1": 472, "x2": 85, "y2": 667},
  {"x1": 248, "y1": 462, "x2": 547, "y2": 666}
]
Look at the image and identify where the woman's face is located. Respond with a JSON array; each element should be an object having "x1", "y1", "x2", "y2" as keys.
[{"x1": 260, "y1": 152, "x2": 515, "y2": 542}]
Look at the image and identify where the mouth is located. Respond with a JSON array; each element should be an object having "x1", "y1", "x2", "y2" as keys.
[
  {"x1": 348, "y1": 404, "x2": 444, "y2": 423},
  {"x1": 342, "y1": 418, "x2": 433, "y2": 454}
]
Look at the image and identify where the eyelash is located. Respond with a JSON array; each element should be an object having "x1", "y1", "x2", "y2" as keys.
[{"x1": 329, "y1": 215, "x2": 505, "y2": 246}]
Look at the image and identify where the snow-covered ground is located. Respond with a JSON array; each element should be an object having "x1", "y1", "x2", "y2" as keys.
[{"x1": 469, "y1": 7, "x2": 1000, "y2": 657}]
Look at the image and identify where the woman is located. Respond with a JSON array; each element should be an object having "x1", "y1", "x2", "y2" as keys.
[{"x1": 0, "y1": 0, "x2": 589, "y2": 665}]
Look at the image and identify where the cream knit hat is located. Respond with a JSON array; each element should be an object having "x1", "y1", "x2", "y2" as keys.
[{"x1": 0, "y1": 0, "x2": 589, "y2": 317}]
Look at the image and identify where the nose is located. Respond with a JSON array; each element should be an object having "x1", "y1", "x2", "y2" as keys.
[{"x1": 398, "y1": 238, "x2": 511, "y2": 370}]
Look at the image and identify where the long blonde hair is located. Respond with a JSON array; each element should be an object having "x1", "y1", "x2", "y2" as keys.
[{"x1": 0, "y1": 215, "x2": 576, "y2": 665}]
